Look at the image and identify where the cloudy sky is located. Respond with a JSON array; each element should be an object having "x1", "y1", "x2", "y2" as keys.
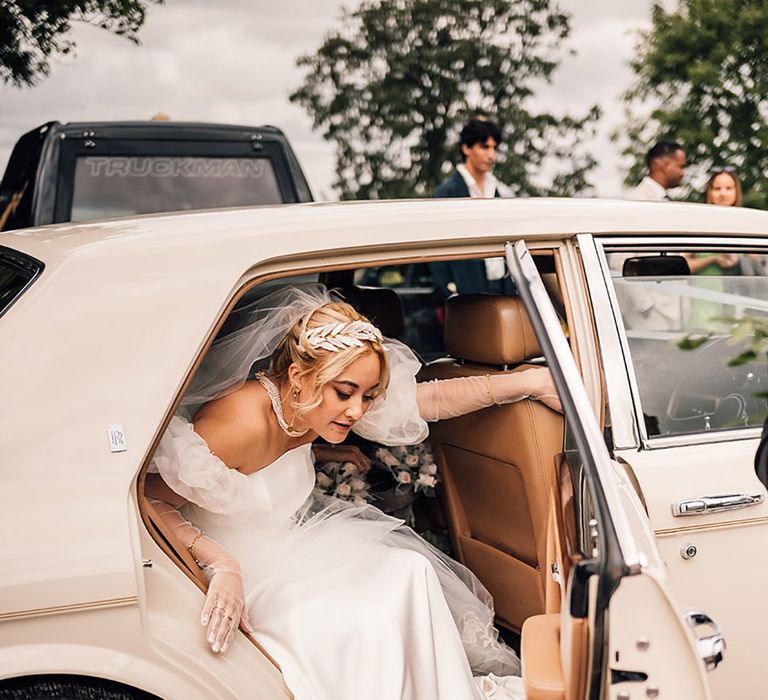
[{"x1": 0, "y1": 0, "x2": 658, "y2": 199}]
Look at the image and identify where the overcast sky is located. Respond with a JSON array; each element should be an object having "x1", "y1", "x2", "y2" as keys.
[{"x1": 0, "y1": 0, "x2": 656, "y2": 199}]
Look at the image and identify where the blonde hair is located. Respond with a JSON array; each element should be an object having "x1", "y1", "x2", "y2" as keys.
[
  {"x1": 706, "y1": 169, "x2": 742, "y2": 206},
  {"x1": 269, "y1": 300, "x2": 389, "y2": 420}
]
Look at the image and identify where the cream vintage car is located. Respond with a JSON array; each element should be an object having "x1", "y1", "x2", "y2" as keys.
[{"x1": 2, "y1": 198, "x2": 767, "y2": 699}]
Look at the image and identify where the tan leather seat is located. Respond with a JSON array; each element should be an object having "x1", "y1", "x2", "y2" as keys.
[{"x1": 421, "y1": 294, "x2": 564, "y2": 633}]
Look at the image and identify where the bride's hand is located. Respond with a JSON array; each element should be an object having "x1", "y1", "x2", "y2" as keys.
[
  {"x1": 521, "y1": 367, "x2": 562, "y2": 414},
  {"x1": 313, "y1": 444, "x2": 372, "y2": 474},
  {"x1": 201, "y1": 568, "x2": 253, "y2": 653}
]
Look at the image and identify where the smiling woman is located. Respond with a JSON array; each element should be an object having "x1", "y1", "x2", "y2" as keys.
[{"x1": 145, "y1": 282, "x2": 559, "y2": 700}]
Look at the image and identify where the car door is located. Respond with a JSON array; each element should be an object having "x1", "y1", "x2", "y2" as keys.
[
  {"x1": 506, "y1": 240, "x2": 716, "y2": 700},
  {"x1": 578, "y1": 234, "x2": 768, "y2": 698}
]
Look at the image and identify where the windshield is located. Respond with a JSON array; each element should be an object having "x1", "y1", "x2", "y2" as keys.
[
  {"x1": 610, "y1": 261, "x2": 768, "y2": 437},
  {"x1": 70, "y1": 155, "x2": 283, "y2": 220}
]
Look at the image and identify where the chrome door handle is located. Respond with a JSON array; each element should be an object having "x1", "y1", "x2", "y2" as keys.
[
  {"x1": 672, "y1": 493, "x2": 764, "y2": 517},
  {"x1": 684, "y1": 610, "x2": 726, "y2": 672}
]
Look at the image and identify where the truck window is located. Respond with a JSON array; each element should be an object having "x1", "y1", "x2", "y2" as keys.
[{"x1": 70, "y1": 155, "x2": 284, "y2": 220}]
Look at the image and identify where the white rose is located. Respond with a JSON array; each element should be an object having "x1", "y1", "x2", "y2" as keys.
[
  {"x1": 423, "y1": 463, "x2": 438, "y2": 476},
  {"x1": 417, "y1": 474, "x2": 437, "y2": 488},
  {"x1": 350, "y1": 478, "x2": 366, "y2": 491},
  {"x1": 377, "y1": 449, "x2": 401, "y2": 468},
  {"x1": 396, "y1": 471, "x2": 412, "y2": 485},
  {"x1": 316, "y1": 472, "x2": 333, "y2": 488},
  {"x1": 342, "y1": 462, "x2": 359, "y2": 476},
  {"x1": 336, "y1": 482, "x2": 352, "y2": 497},
  {"x1": 324, "y1": 461, "x2": 341, "y2": 474},
  {"x1": 404, "y1": 454, "x2": 419, "y2": 467},
  {"x1": 353, "y1": 495, "x2": 368, "y2": 506}
]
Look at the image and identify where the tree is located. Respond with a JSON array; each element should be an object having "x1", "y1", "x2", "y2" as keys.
[
  {"x1": 1, "y1": 0, "x2": 162, "y2": 87},
  {"x1": 291, "y1": 0, "x2": 600, "y2": 200},
  {"x1": 616, "y1": 0, "x2": 768, "y2": 208}
]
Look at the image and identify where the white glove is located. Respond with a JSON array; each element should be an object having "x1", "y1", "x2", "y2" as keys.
[{"x1": 149, "y1": 498, "x2": 253, "y2": 653}]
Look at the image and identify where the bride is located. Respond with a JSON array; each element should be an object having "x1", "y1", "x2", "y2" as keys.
[{"x1": 146, "y1": 284, "x2": 560, "y2": 700}]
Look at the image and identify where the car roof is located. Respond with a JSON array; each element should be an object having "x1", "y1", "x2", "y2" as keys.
[
  {"x1": 5, "y1": 196, "x2": 768, "y2": 269},
  {"x1": 48, "y1": 120, "x2": 290, "y2": 141}
]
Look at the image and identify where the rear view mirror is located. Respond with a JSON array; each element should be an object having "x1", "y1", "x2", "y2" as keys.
[{"x1": 622, "y1": 255, "x2": 690, "y2": 277}]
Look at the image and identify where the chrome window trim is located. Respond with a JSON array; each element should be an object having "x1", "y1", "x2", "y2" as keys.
[
  {"x1": 577, "y1": 234, "x2": 640, "y2": 450},
  {"x1": 597, "y1": 235, "x2": 768, "y2": 250},
  {"x1": 619, "y1": 426, "x2": 763, "y2": 452},
  {"x1": 593, "y1": 235, "x2": 768, "y2": 450}
]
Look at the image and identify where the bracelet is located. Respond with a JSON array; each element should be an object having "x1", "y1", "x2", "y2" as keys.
[
  {"x1": 485, "y1": 374, "x2": 501, "y2": 407},
  {"x1": 188, "y1": 532, "x2": 204, "y2": 562}
]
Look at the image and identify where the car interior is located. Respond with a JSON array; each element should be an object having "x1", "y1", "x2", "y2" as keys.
[{"x1": 139, "y1": 248, "x2": 594, "y2": 700}]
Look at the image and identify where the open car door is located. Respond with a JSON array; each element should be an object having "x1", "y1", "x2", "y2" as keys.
[{"x1": 506, "y1": 241, "x2": 718, "y2": 700}]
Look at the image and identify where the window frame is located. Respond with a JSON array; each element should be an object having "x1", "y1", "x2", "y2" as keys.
[
  {"x1": 0, "y1": 245, "x2": 44, "y2": 319},
  {"x1": 591, "y1": 234, "x2": 768, "y2": 451}
]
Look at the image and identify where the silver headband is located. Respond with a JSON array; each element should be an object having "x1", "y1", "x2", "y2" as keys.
[{"x1": 301, "y1": 320, "x2": 383, "y2": 353}]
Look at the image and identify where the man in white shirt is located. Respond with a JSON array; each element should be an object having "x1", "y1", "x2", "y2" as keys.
[
  {"x1": 616, "y1": 140, "x2": 687, "y2": 330},
  {"x1": 629, "y1": 140, "x2": 686, "y2": 201}
]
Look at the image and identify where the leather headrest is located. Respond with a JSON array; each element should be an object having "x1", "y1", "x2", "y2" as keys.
[
  {"x1": 444, "y1": 294, "x2": 540, "y2": 365},
  {"x1": 335, "y1": 285, "x2": 405, "y2": 338}
]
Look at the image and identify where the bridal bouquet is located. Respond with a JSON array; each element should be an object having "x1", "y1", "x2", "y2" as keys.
[
  {"x1": 371, "y1": 442, "x2": 440, "y2": 497},
  {"x1": 313, "y1": 459, "x2": 370, "y2": 506}
]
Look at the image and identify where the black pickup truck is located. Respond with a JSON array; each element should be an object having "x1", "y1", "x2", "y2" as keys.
[{"x1": 0, "y1": 120, "x2": 313, "y2": 231}]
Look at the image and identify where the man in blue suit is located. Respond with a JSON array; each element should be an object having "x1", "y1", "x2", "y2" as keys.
[{"x1": 431, "y1": 119, "x2": 511, "y2": 297}]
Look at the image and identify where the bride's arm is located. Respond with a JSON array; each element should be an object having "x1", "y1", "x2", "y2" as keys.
[
  {"x1": 148, "y1": 498, "x2": 253, "y2": 654},
  {"x1": 145, "y1": 473, "x2": 186, "y2": 507},
  {"x1": 416, "y1": 366, "x2": 561, "y2": 421}
]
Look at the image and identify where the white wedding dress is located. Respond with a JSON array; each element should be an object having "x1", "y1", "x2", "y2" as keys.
[{"x1": 153, "y1": 416, "x2": 526, "y2": 700}]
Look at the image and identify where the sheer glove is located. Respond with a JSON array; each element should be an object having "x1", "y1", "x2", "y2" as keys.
[
  {"x1": 417, "y1": 366, "x2": 561, "y2": 421},
  {"x1": 149, "y1": 498, "x2": 253, "y2": 653}
]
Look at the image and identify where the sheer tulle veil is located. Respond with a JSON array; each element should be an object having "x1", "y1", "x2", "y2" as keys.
[
  {"x1": 179, "y1": 282, "x2": 428, "y2": 444},
  {"x1": 180, "y1": 284, "x2": 332, "y2": 419}
]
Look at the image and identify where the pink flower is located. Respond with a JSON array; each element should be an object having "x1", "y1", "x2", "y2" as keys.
[
  {"x1": 396, "y1": 471, "x2": 412, "y2": 485},
  {"x1": 336, "y1": 482, "x2": 352, "y2": 497},
  {"x1": 350, "y1": 478, "x2": 366, "y2": 491}
]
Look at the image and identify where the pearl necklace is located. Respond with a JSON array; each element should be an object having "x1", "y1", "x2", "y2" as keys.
[{"x1": 256, "y1": 374, "x2": 309, "y2": 438}]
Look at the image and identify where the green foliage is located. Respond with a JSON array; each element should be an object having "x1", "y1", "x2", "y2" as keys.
[
  {"x1": 291, "y1": 0, "x2": 600, "y2": 200},
  {"x1": 0, "y1": 0, "x2": 162, "y2": 87},
  {"x1": 616, "y1": 0, "x2": 768, "y2": 207},
  {"x1": 678, "y1": 315, "x2": 768, "y2": 365}
]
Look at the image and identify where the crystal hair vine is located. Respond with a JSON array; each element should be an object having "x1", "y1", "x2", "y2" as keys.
[{"x1": 301, "y1": 320, "x2": 383, "y2": 353}]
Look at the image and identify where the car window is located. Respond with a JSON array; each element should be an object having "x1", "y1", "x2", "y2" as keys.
[
  {"x1": 70, "y1": 155, "x2": 284, "y2": 220},
  {"x1": 606, "y1": 250, "x2": 768, "y2": 438},
  {"x1": 0, "y1": 247, "x2": 43, "y2": 318},
  {"x1": 354, "y1": 257, "x2": 518, "y2": 361}
]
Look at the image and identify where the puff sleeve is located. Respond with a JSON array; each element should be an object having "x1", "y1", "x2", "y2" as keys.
[
  {"x1": 151, "y1": 416, "x2": 254, "y2": 515},
  {"x1": 352, "y1": 339, "x2": 429, "y2": 446}
]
